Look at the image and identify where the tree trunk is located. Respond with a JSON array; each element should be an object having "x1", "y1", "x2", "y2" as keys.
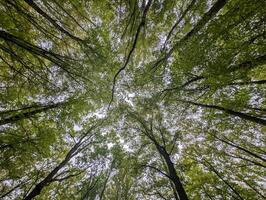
[
  {"x1": 181, "y1": 100, "x2": 266, "y2": 125},
  {"x1": 23, "y1": 125, "x2": 97, "y2": 200},
  {"x1": 23, "y1": 0, "x2": 83, "y2": 42},
  {"x1": 0, "y1": 102, "x2": 64, "y2": 126},
  {"x1": 23, "y1": 143, "x2": 79, "y2": 200},
  {"x1": 0, "y1": 30, "x2": 67, "y2": 68},
  {"x1": 215, "y1": 136, "x2": 266, "y2": 163},
  {"x1": 154, "y1": 0, "x2": 227, "y2": 69},
  {"x1": 156, "y1": 145, "x2": 189, "y2": 200},
  {"x1": 130, "y1": 112, "x2": 189, "y2": 200}
]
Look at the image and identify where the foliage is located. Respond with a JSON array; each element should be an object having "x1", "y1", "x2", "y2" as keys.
[{"x1": 0, "y1": 0, "x2": 265, "y2": 199}]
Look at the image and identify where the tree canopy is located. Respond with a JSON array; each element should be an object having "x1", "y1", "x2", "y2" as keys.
[{"x1": 0, "y1": 0, "x2": 265, "y2": 199}]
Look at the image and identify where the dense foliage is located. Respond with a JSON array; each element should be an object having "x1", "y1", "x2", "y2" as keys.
[{"x1": 0, "y1": 0, "x2": 265, "y2": 199}]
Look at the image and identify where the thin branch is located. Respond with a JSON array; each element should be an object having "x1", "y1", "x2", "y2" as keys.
[
  {"x1": 142, "y1": 164, "x2": 171, "y2": 179},
  {"x1": 163, "y1": 0, "x2": 197, "y2": 48},
  {"x1": 202, "y1": 159, "x2": 245, "y2": 200},
  {"x1": 51, "y1": 171, "x2": 84, "y2": 182},
  {"x1": 108, "y1": 0, "x2": 152, "y2": 109},
  {"x1": 153, "y1": 0, "x2": 227, "y2": 70}
]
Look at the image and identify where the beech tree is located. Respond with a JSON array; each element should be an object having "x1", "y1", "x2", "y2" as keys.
[{"x1": 0, "y1": 0, "x2": 265, "y2": 199}]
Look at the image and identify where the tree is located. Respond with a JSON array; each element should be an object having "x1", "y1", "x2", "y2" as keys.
[
  {"x1": 0, "y1": 0, "x2": 265, "y2": 199},
  {"x1": 127, "y1": 109, "x2": 189, "y2": 200}
]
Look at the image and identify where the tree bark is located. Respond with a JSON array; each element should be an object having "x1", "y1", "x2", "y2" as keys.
[
  {"x1": 0, "y1": 102, "x2": 65, "y2": 126},
  {"x1": 23, "y1": 126, "x2": 95, "y2": 200},
  {"x1": 129, "y1": 112, "x2": 189, "y2": 200},
  {"x1": 214, "y1": 136, "x2": 266, "y2": 163},
  {"x1": 23, "y1": 0, "x2": 83, "y2": 42},
  {"x1": 171, "y1": 0, "x2": 227, "y2": 51},
  {"x1": 154, "y1": 0, "x2": 227, "y2": 69},
  {"x1": 0, "y1": 30, "x2": 67, "y2": 68},
  {"x1": 23, "y1": 143, "x2": 80, "y2": 200},
  {"x1": 181, "y1": 100, "x2": 266, "y2": 125},
  {"x1": 155, "y1": 145, "x2": 189, "y2": 200}
]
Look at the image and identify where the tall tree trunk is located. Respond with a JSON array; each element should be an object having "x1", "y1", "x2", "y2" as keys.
[
  {"x1": 23, "y1": 126, "x2": 96, "y2": 200},
  {"x1": 0, "y1": 30, "x2": 67, "y2": 68},
  {"x1": 0, "y1": 30, "x2": 86, "y2": 82},
  {"x1": 176, "y1": 0, "x2": 227, "y2": 47},
  {"x1": 181, "y1": 100, "x2": 266, "y2": 125},
  {"x1": 0, "y1": 102, "x2": 65, "y2": 126},
  {"x1": 23, "y1": 0, "x2": 83, "y2": 42},
  {"x1": 156, "y1": 145, "x2": 189, "y2": 200},
  {"x1": 214, "y1": 135, "x2": 266, "y2": 163},
  {"x1": 129, "y1": 111, "x2": 189, "y2": 200},
  {"x1": 154, "y1": 0, "x2": 227, "y2": 69},
  {"x1": 23, "y1": 142, "x2": 80, "y2": 200}
]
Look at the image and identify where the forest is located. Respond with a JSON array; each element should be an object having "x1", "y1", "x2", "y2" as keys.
[{"x1": 0, "y1": 0, "x2": 265, "y2": 199}]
